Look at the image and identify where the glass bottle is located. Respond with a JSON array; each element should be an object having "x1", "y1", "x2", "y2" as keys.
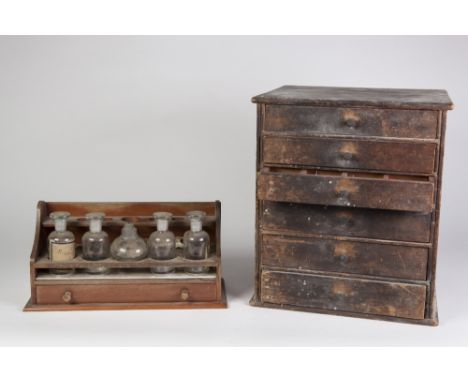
[
  {"x1": 183, "y1": 211, "x2": 210, "y2": 273},
  {"x1": 82, "y1": 212, "x2": 110, "y2": 274},
  {"x1": 111, "y1": 223, "x2": 148, "y2": 261},
  {"x1": 48, "y1": 211, "x2": 75, "y2": 275},
  {"x1": 148, "y1": 212, "x2": 176, "y2": 273}
]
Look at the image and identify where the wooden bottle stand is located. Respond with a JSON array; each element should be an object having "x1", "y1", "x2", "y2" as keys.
[{"x1": 24, "y1": 201, "x2": 227, "y2": 311}]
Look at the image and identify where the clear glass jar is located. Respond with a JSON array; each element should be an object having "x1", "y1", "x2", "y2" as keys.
[
  {"x1": 48, "y1": 211, "x2": 75, "y2": 275},
  {"x1": 183, "y1": 211, "x2": 210, "y2": 273},
  {"x1": 82, "y1": 212, "x2": 110, "y2": 274},
  {"x1": 111, "y1": 223, "x2": 148, "y2": 261},
  {"x1": 148, "y1": 212, "x2": 176, "y2": 273}
]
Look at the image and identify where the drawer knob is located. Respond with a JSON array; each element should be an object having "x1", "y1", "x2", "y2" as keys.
[
  {"x1": 337, "y1": 190, "x2": 350, "y2": 198},
  {"x1": 339, "y1": 152, "x2": 355, "y2": 161},
  {"x1": 180, "y1": 288, "x2": 190, "y2": 301},
  {"x1": 336, "y1": 190, "x2": 351, "y2": 206},
  {"x1": 62, "y1": 290, "x2": 72, "y2": 303},
  {"x1": 338, "y1": 142, "x2": 358, "y2": 162},
  {"x1": 344, "y1": 118, "x2": 359, "y2": 128},
  {"x1": 337, "y1": 212, "x2": 354, "y2": 226}
]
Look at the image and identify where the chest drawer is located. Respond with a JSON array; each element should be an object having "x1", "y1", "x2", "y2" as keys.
[
  {"x1": 262, "y1": 201, "x2": 432, "y2": 243},
  {"x1": 35, "y1": 281, "x2": 218, "y2": 305},
  {"x1": 261, "y1": 270, "x2": 427, "y2": 320},
  {"x1": 262, "y1": 136, "x2": 437, "y2": 175},
  {"x1": 261, "y1": 234, "x2": 428, "y2": 281},
  {"x1": 264, "y1": 104, "x2": 438, "y2": 139},
  {"x1": 258, "y1": 171, "x2": 434, "y2": 213}
]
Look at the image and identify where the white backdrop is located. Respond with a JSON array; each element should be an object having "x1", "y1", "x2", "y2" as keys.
[{"x1": 1, "y1": 36, "x2": 467, "y2": 345}]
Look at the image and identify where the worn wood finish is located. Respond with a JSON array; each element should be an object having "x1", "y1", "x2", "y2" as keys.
[
  {"x1": 254, "y1": 103, "x2": 264, "y2": 302},
  {"x1": 264, "y1": 104, "x2": 438, "y2": 139},
  {"x1": 25, "y1": 200, "x2": 227, "y2": 311},
  {"x1": 261, "y1": 270, "x2": 427, "y2": 320},
  {"x1": 258, "y1": 171, "x2": 434, "y2": 212},
  {"x1": 262, "y1": 201, "x2": 432, "y2": 243},
  {"x1": 252, "y1": 85, "x2": 453, "y2": 110},
  {"x1": 263, "y1": 136, "x2": 437, "y2": 175},
  {"x1": 427, "y1": 111, "x2": 448, "y2": 319},
  {"x1": 249, "y1": 298, "x2": 437, "y2": 326},
  {"x1": 252, "y1": 85, "x2": 451, "y2": 324},
  {"x1": 261, "y1": 234, "x2": 428, "y2": 280}
]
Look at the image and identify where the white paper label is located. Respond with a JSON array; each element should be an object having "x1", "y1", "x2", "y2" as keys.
[{"x1": 50, "y1": 241, "x2": 75, "y2": 262}]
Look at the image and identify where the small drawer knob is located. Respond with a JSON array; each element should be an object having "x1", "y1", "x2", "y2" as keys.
[
  {"x1": 334, "y1": 243, "x2": 356, "y2": 263},
  {"x1": 62, "y1": 290, "x2": 72, "y2": 303},
  {"x1": 342, "y1": 110, "x2": 360, "y2": 129},
  {"x1": 180, "y1": 288, "x2": 190, "y2": 301},
  {"x1": 344, "y1": 118, "x2": 359, "y2": 128},
  {"x1": 337, "y1": 190, "x2": 350, "y2": 198},
  {"x1": 338, "y1": 142, "x2": 358, "y2": 162},
  {"x1": 337, "y1": 212, "x2": 354, "y2": 226},
  {"x1": 336, "y1": 190, "x2": 351, "y2": 206},
  {"x1": 339, "y1": 152, "x2": 355, "y2": 161}
]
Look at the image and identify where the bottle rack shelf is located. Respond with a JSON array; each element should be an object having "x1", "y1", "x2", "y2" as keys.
[
  {"x1": 24, "y1": 201, "x2": 227, "y2": 312},
  {"x1": 34, "y1": 251, "x2": 220, "y2": 269}
]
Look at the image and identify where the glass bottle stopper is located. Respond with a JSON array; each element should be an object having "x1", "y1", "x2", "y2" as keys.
[
  {"x1": 187, "y1": 211, "x2": 206, "y2": 232},
  {"x1": 50, "y1": 211, "x2": 71, "y2": 231},
  {"x1": 154, "y1": 212, "x2": 172, "y2": 232},
  {"x1": 86, "y1": 212, "x2": 105, "y2": 233}
]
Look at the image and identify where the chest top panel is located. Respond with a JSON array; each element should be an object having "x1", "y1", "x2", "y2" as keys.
[{"x1": 252, "y1": 85, "x2": 453, "y2": 110}]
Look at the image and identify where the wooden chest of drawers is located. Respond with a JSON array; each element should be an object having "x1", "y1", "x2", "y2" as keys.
[{"x1": 250, "y1": 85, "x2": 452, "y2": 325}]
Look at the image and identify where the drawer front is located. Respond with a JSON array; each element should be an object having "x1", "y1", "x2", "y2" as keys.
[
  {"x1": 262, "y1": 136, "x2": 437, "y2": 175},
  {"x1": 36, "y1": 282, "x2": 217, "y2": 305},
  {"x1": 261, "y1": 234, "x2": 428, "y2": 280},
  {"x1": 261, "y1": 201, "x2": 432, "y2": 243},
  {"x1": 258, "y1": 172, "x2": 434, "y2": 213},
  {"x1": 264, "y1": 104, "x2": 438, "y2": 139},
  {"x1": 261, "y1": 270, "x2": 427, "y2": 319}
]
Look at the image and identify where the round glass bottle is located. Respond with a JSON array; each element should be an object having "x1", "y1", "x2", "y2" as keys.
[
  {"x1": 111, "y1": 222, "x2": 148, "y2": 261},
  {"x1": 148, "y1": 212, "x2": 176, "y2": 273},
  {"x1": 183, "y1": 211, "x2": 210, "y2": 273},
  {"x1": 82, "y1": 212, "x2": 110, "y2": 274},
  {"x1": 48, "y1": 211, "x2": 75, "y2": 275}
]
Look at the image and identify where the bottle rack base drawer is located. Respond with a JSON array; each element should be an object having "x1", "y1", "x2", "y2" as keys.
[
  {"x1": 35, "y1": 282, "x2": 218, "y2": 305},
  {"x1": 25, "y1": 279, "x2": 227, "y2": 311}
]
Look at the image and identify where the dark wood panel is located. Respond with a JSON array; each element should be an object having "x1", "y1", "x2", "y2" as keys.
[
  {"x1": 258, "y1": 172, "x2": 434, "y2": 212},
  {"x1": 252, "y1": 85, "x2": 453, "y2": 110},
  {"x1": 250, "y1": 298, "x2": 437, "y2": 326},
  {"x1": 261, "y1": 270, "x2": 427, "y2": 319},
  {"x1": 264, "y1": 105, "x2": 438, "y2": 139},
  {"x1": 261, "y1": 201, "x2": 432, "y2": 243},
  {"x1": 261, "y1": 234, "x2": 428, "y2": 280},
  {"x1": 36, "y1": 282, "x2": 218, "y2": 304},
  {"x1": 262, "y1": 136, "x2": 437, "y2": 174}
]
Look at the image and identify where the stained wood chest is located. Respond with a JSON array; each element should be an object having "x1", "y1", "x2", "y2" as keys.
[{"x1": 250, "y1": 85, "x2": 452, "y2": 325}]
